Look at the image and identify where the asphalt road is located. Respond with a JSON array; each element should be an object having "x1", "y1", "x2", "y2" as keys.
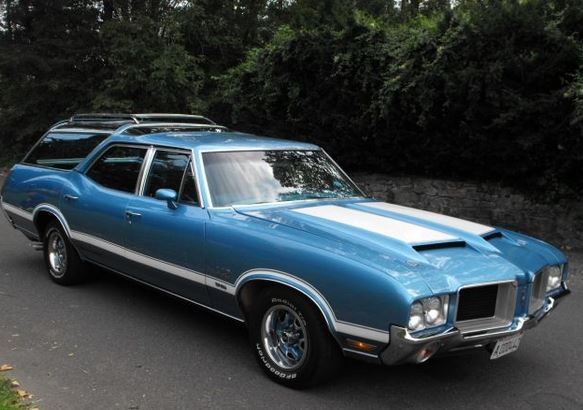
[{"x1": 1, "y1": 204, "x2": 582, "y2": 409}]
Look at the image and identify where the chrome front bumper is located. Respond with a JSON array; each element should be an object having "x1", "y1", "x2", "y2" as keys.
[{"x1": 380, "y1": 285, "x2": 571, "y2": 365}]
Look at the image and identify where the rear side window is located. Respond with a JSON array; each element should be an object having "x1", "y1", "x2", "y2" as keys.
[
  {"x1": 24, "y1": 132, "x2": 110, "y2": 170},
  {"x1": 86, "y1": 146, "x2": 147, "y2": 193},
  {"x1": 143, "y1": 150, "x2": 190, "y2": 198}
]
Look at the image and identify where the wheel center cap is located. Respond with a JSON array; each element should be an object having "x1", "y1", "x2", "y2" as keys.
[{"x1": 284, "y1": 330, "x2": 299, "y2": 343}]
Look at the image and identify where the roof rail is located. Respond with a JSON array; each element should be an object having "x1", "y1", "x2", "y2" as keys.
[
  {"x1": 70, "y1": 113, "x2": 139, "y2": 123},
  {"x1": 119, "y1": 122, "x2": 228, "y2": 135},
  {"x1": 69, "y1": 113, "x2": 216, "y2": 125},
  {"x1": 133, "y1": 114, "x2": 216, "y2": 125}
]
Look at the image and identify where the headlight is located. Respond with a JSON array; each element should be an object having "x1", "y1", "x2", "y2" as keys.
[
  {"x1": 408, "y1": 295, "x2": 449, "y2": 332},
  {"x1": 546, "y1": 265, "x2": 563, "y2": 292}
]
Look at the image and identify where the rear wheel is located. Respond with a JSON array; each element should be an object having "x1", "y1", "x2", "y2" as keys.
[
  {"x1": 247, "y1": 286, "x2": 343, "y2": 388},
  {"x1": 43, "y1": 220, "x2": 87, "y2": 285}
]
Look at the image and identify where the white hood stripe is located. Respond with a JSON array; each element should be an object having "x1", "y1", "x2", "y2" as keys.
[
  {"x1": 293, "y1": 205, "x2": 457, "y2": 245},
  {"x1": 361, "y1": 202, "x2": 494, "y2": 236}
]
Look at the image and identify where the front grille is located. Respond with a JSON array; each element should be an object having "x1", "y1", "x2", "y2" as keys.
[{"x1": 456, "y1": 284, "x2": 498, "y2": 321}]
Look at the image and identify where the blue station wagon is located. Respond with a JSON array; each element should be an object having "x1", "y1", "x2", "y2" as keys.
[{"x1": 0, "y1": 113, "x2": 571, "y2": 387}]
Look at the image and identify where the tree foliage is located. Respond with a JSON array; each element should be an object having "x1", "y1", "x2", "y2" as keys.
[{"x1": 0, "y1": 0, "x2": 582, "y2": 194}]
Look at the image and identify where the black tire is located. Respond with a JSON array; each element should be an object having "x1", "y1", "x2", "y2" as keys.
[
  {"x1": 247, "y1": 286, "x2": 343, "y2": 388},
  {"x1": 43, "y1": 220, "x2": 86, "y2": 285}
]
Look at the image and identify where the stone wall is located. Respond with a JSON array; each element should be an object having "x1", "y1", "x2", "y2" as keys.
[
  {"x1": 1, "y1": 168, "x2": 580, "y2": 249},
  {"x1": 352, "y1": 174, "x2": 583, "y2": 250}
]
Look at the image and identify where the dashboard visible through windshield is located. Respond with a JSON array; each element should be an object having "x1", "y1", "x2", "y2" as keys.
[{"x1": 202, "y1": 150, "x2": 363, "y2": 207}]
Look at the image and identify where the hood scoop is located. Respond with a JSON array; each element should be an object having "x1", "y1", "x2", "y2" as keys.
[
  {"x1": 483, "y1": 231, "x2": 503, "y2": 241},
  {"x1": 412, "y1": 241, "x2": 466, "y2": 252}
]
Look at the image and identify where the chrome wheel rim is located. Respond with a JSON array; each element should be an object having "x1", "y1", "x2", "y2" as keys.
[
  {"x1": 47, "y1": 230, "x2": 67, "y2": 277},
  {"x1": 261, "y1": 305, "x2": 308, "y2": 371}
]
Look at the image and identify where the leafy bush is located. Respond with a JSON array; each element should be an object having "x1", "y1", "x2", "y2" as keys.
[
  {"x1": 219, "y1": 0, "x2": 583, "y2": 195},
  {"x1": 0, "y1": 0, "x2": 581, "y2": 196}
]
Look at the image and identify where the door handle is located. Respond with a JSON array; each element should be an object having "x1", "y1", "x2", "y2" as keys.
[
  {"x1": 63, "y1": 194, "x2": 79, "y2": 201},
  {"x1": 125, "y1": 210, "x2": 142, "y2": 223}
]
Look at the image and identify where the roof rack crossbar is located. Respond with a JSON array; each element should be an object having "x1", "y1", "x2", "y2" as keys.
[
  {"x1": 69, "y1": 113, "x2": 217, "y2": 125},
  {"x1": 70, "y1": 113, "x2": 139, "y2": 123},
  {"x1": 118, "y1": 122, "x2": 228, "y2": 135}
]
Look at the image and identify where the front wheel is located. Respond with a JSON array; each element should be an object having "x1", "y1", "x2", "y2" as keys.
[
  {"x1": 247, "y1": 287, "x2": 342, "y2": 388},
  {"x1": 43, "y1": 220, "x2": 87, "y2": 285}
]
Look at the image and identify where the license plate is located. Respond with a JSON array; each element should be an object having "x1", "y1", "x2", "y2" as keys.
[{"x1": 490, "y1": 333, "x2": 522, "y2": 360}]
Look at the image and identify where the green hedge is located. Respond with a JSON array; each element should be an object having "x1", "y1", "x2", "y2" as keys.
[
  {"x1": 217, "y1": 1, "x2": 583, "y2": 196},
  {"x1": 1, "y1": 0, "x2": 582, "y2": 196}
]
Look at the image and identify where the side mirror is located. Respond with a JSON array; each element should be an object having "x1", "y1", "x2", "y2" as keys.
[{"x1": 155, "y1": 188, "x2": 178, "y2": 209}]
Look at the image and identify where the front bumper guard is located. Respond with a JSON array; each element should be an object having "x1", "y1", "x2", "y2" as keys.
[{"x1": 380, "y1": 286, "x2": 571, "y2": 365}]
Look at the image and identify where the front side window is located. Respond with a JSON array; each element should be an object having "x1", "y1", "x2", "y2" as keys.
[
  {"x1": 24, "y1": 132, "x2": 110, "y2": 170},
  {"x1": 202, "y1": 150, "x2": 362, "y2": 207},
  {"x1": 86, "y1": 146, "x2": 147, "y2": 193},
  {"x1": 143, "y1": 151, "x2": 190, "y2": 198}
]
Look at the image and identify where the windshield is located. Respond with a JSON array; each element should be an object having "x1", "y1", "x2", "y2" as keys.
[{"x1": 203, "y1": 150, "x2": 363, "y2": 207}]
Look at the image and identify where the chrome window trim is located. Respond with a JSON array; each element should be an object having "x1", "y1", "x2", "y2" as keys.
[
  {"x1": 454, "y1": 279, "x2": 517, "y2": 334},
  {"x1": 136, "y1": 146, "x2": 156, "y2": 196},
  {"x1": 198, "y1": 148, "x2": 367, "y2": 209},
  {"x1": 190, "y1": 149, "x2": 206, "y2": 209}
]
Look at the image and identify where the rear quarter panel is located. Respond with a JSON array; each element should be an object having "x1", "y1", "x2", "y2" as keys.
[{"x1": 1, "y1": 164, "x2": 68, "y2": 238}]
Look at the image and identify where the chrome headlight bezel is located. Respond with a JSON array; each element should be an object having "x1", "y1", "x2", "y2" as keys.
[
  {"x1": 408, "y1": 295, "x2": 449, "y2": 332},
  {"x1": 545, "y1": 265, "x2": 563, "y2": 292},
  {"x1": 529, "y1": 264, "x2": 565, "y2": 314}
]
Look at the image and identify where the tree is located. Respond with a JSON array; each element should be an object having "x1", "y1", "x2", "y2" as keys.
[{"x1": 0, "y1": 0, "x2": 101, "y2": 154}]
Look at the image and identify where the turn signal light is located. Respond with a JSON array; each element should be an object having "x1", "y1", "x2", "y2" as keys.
[{"x1": 346, "y1": 338, "x2": 377, "y2": 352}]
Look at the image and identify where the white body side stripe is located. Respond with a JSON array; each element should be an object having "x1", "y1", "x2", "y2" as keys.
[
  {"x1": 70, "y1": 231, "x2": 207, "y2": 286},
  {"x1": 293, "y1": 205, "x2": 457, "y2": 245},
  {"x1": 72, "y1": 232, "x2": 389, "y2": 343},
  {"x1": 1, "y1": 201, "x2": 390, "y2": 345},
  {"x1": 1, "y1": 202, "x2": 34, "y2": 221},
  {"x1": 361, "y1": 202, "x2": 494, "y2": 236}
]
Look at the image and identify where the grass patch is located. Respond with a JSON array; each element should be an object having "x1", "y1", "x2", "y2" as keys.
[{"x1": 0, "y1": 376, "x2": 26, "y2": 410}]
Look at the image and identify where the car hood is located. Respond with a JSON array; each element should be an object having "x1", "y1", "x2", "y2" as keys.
[{"x1": 235, "y1": 200, "x2": 561, "y2": 295}]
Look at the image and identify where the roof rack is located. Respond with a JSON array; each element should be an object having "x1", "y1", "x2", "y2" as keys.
[
  {"x1": 134, "y1": 114, "x2": 216, "y2": 125},
  {"x1": 69, "y1": 113, "x2": 216, "y2": 125},
  {"x1": 69, "y1": 113, "x2": 139, "y2": 123},
  {"x1": 120, "y1": 122, "x2": 228, "y2": 135}
]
